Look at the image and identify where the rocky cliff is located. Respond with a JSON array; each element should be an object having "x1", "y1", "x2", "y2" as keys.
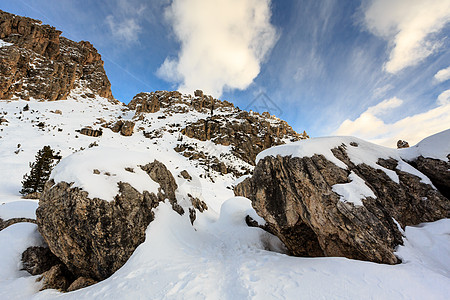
[{"x1": 0, "y1": 10, "x2": 113, "y2": 101}]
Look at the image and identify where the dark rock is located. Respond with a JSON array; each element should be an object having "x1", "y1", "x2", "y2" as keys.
[
  {"x1": 194, "y1": 90, "x2": 204, "y2": 97},
  {"x1": 110, "y1": 120, "x2": 135, "y2": 136},
  {"x1": 189, "y1": 194, "x2": 208, "y2": 212},
  {"x1": 36, "y1": 160, "x2": 182, "y2": 281},
  {"x1": 0, "y1": 217, "x2": 36, "y2": 231},
  {"x1": 22, "y1": 191, "x2": 41, "y2": 199},
  {"x1": 67, "y1": 277, "x2": 97, "y2": 292},
  {"x1": 397, "y1": 140, "x2": 409, "y2": 149},
  {"x1": 180, "y1": 170, "x2": 192, "y2": 181},
  {"x1": 235, "y1": 147, "x2": 449, "y2": 264},
  {"x1": 120, "y1": 121, "x2": 135, "y2": 136},
  {"x1": 37, "y1": 264, "x2": 74, "y2": 291},
  {"x1": 22, "y1": 246, "x2": 61, "y2": 275},
  {"x1": 36, "y1": 180, "x2": 158, "y2": 280},
  {"x1": 409, "y1": 156, "x2": 450, "y2": 199},
  {"x1": 79, "y1": 128, "x2": 102, "y2": 137}
]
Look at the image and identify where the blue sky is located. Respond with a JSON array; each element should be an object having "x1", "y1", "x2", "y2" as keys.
[{"x1": 1, "y1": 0, "x2": 449, "y2": 146}]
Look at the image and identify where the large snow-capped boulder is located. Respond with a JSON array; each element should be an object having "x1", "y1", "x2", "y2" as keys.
[
  {"x1": 36, "y1": 148, "x2": 182, "y2": 281},
  {"x1": 235, "y1": 136, "x2": 449, "y2": 264},
  {"x1": 399, "y1": 129, "x2": 450, "y2": 199}
]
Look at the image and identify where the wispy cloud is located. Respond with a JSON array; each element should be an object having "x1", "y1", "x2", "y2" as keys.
[
  {"x1": 435, "y1": 65, "x2": 450, "y2": 82},
  {"x1": 362, "y1": 0, "x2": 450, "y2": 73},
  {"x1": 335, "y1": 94, "x2": 450, "y2": 147},
  {"x1": 105, "y1": 0, "x2": 147, "y2": 44},
  {"x1": 156, "y1": 0, "x2": 278, "y2": 97}
]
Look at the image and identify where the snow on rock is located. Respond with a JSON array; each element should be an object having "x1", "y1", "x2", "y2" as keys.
[
  {"x1": 0, "y1": 39, "x2": 12, "y2": 47},
  {"x1": 257, "y1": 136, "x2": 433, "y2": 185},
  {"x1": 399, "y1": 128, "x2": 450, "y2": 162},
  {"x1": 332, "y1": 171, "x2": 376, "y2": 206},
  {"x1": 51, "y1": 147, "x2": 160, "y2": 202}
]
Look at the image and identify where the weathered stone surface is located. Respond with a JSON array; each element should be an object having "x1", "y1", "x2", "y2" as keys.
[
  {"x1": 0, "y1": 10, "x2": 113, "y2": 101},
  {"x1": 36, "y1": 160, "x2": 181, "y2": 281},
  {"x1": 409, "y1": 156, "x2": 450, "y2": 199},
  {"x1": 67, "y1": 277, "x2": 97, "y2": 292},
  {"x1": 180, "y1": 170, "x2": 192, "y2": 181},
  {"x1": 37, "y1": 181, "x2": 157, "y2": 280},
  {"x1": 109, "y1": 120, "x2": 135, "y2": 136},
  {"x1": 22, "y1": 246, "x2": 61, "y2": 276},
  {"x1": 127, "y1": 92, "x2": 160, "y2": 114},
  {"x1": 0, "y1": 217, "x2": 36, "y2": 231},
  {"x1": 21, "y1": 191, "x2": 41, "y2": 199},
  {"x1": 181, "y1": 111, "x2": 308, "y2": 166},
  {"x1": 37, "y1": 264, "x2": 74, "y2": 291},
  {"x1": 79, "y1": 128, "x2": 102, "y2": 137},
  {"x1": 235, "y1": 147, "x2": 449, "y2": 264}
]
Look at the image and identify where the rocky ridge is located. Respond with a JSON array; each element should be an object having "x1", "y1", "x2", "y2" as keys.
[{"x1": 0, "y1": 10, "x2": 113, "y2": 101}]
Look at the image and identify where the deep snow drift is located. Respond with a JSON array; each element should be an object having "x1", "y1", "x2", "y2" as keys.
[{"x1": 0, "y1": 91, "x2": 449, "y2": 299}]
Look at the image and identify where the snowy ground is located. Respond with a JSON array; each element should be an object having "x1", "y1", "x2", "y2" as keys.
[{"x1": 0, "y1": 92, "x2": 449, "y2": 299}]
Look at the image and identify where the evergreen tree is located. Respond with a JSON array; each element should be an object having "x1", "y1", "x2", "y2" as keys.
[{"x1": 20, "y1": 146, "x2": 60, "y2": 195}]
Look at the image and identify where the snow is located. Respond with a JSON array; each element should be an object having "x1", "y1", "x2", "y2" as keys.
[
  {"x1": 0, "y1": 92, "x2": 449, "y2": 299},
  {"x1": 400, "y1": 128, "x2": 450, "y2": 162},
  {"x1": 0, "y1": 39, "x2": 13, "y2": 48},
  {"x1": 51, "y1": 147, "x2": 160, "y2": 201},
  {"x1": 257, "y1": 135, "x2": 435, "y2": 186},
  {"x1": 332, "y1": 171, "x2": 376, "y2": 206},
  {"x1": 0, "y1": 200, "x2": 38, "y2": 220}
]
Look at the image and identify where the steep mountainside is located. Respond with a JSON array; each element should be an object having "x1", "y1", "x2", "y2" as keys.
[{"x1": 0, "y1": 10, "x2": 113, "y2": 101}]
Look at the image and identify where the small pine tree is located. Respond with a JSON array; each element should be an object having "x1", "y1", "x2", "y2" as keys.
[{"x1": 20, "y1": 146, "x2": 60, "y2": 195}]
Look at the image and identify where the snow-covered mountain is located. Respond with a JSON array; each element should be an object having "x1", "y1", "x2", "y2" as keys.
[{"x1": 0, "y1": 9, "x2": 449, "y2": 300}]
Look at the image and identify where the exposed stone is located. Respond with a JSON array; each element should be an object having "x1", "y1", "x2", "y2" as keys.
[
  {"x1": 67, "y1": 277, "x2": 97, "y2": 292},
  {"x1": 397, "y1": 140, "x2": 409, "y2": 149},
  {"x1": 110, "y1": 120, "x2": 135, "y2": 136},
  {"x1": 37, "y1": 180, "x2": 158, "y2": 280},
  {"x1": 180, "y1": 170, "x2": 192, "y2": 181},
  {"x1": 189, "y1": 194, "x2": 208, "y2": 212},
  {"x1": 408, "y1": 156, "x2": 450, "y2": 199},
  {"x1": 22, "y1": 191, "x2": 41, "y2": 199},
  {"x1": 120, "y1": 121, "x2": 135, "y2": 136},
  {"x1": 79, "y1": 127, "x2": 102, "y2": 137},
  {"x1": 22, "y1": 246, "x2": 61, "y2": 275},
  {"x1": 235, "y1": 147, "x2": 449, "y2": 264},
  {"x1": 0, "y1": 10, "x2": 114, "y2": 101},
  {"x1": 36, "y1": 160, "x2": 182, "y2": 281},
  {"x1": 194, "y1": 90, "x2": 203, "y2": 97},
  {"x1": 127, "y1": 92, "x2": 160, "y2": 114},
  {"x1": 0, "y1": 217, "x2": 36, "y2": 231},
  {"x1": 37, "y1": 264, "x2": 74, "y2": 291}
]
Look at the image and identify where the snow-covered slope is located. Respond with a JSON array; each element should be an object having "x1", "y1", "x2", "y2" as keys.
[{"x1": 0, "y1": 91, "x2": 449, "y2": 299}]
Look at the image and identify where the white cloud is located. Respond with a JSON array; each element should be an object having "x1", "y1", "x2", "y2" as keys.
[
  {"x1": 362, "y1": 0, "x2": 450, "y2": 73},
  {"x1": 105, "y1": 0, "x2": 147, "y2": 44},
  {"x1": 335, "y1": 95, "x2": 450, "y2": 147},
  {"x1": 156, "y1": 0, "x2": 278, "y2": 97},
  {"x1": 435, "y1": 66, "x2": 450, "y2": 82},
  {"x1": 106, "y1": 16, "x2": 142, "y2": 44},
  {"x1": 438, "y1": 89, "x2": 450, "y2": 105}
]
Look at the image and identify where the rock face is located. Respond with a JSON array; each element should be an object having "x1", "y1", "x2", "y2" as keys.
[
  {"x1": 127, "y1": 92, "x2": 160, "y2": 114},
  {"x1": 22, "y1": 246, "x2": 62, "y2": 276},
  {"x1": 0, "y1": 10, "x2": 113, "y2": 100},
  {"x1": 409, "y1": 156, "x2": 450, "y2": 200},
  {"x1": 110, "y1": 120, "x2": 135, "y2": 136},
  {"x1": 235, "y1": 144, "x2": 449, "y2": 264},
  {"x1": 36, "y1": 160, "x2": 180, "y2": 281}
]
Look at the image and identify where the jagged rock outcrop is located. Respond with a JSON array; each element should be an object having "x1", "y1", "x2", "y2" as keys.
[
  {"x1": 36, "y1": 160, "x2": 180, "y2": 281},
  {"x1": 128, "y1": 92, "x2": 161, "y2": 114},
  {"x1": 235, "y1": 143, "x2": 449, "y2": 264},
  {"x1": 408, "y1": 156, "x2": 450, "y2": 199},
  {"x1": 0, "y1": 10, "x2": 113, "y2": 100},
  {"x1": 0, "y1": 217, "x2": 36, "y2": 231},
  {"x1": 78, "y1": 128, "x2": 103, "y2": 137}
]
